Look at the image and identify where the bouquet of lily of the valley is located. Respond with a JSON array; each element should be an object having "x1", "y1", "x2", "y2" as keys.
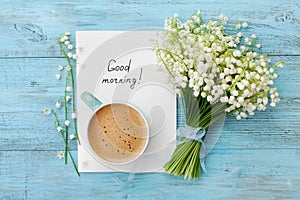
[{"x1": 155, "y1": 11, "x2": 284, "y2": 179}]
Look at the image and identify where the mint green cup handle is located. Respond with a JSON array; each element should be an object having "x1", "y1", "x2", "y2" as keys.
[{"x1": 80, "y1": 91, "x2": 103, "y2": 111}]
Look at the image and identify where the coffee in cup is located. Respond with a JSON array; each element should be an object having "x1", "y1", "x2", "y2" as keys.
[{"x1": 88, "y1": 103, "x2": 148, "y2": 164}]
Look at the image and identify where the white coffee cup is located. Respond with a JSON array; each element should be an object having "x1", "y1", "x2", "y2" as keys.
[{"x1": 80, "y1": 91, "x2": 149, "y2": 166}]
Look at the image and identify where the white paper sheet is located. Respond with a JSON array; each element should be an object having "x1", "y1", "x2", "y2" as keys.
[{"x1": 76, "y1": 31, "x2": 176, "y2": 172}]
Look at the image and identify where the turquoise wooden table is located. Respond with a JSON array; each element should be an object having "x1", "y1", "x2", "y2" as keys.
[{"x1": 1, "y1": 0, "x2": 299, "y2": 199}]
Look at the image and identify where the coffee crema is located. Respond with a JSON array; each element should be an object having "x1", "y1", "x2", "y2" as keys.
[{"x1": 88, "y1": 103, "x2": 148, "y2": 164}]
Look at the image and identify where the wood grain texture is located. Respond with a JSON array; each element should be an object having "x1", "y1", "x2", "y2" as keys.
[
  {"x1": 1, "y1": 150, "x2": 300, "y2": 200},
  {"x1": 0, "y1": 0, "x2": 299, "y2": 199},
  {"x1": 0, "y1": 0, "x2": 299, "y2": 57}
]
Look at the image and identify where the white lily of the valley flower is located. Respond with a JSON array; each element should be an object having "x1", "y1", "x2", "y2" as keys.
[
  {"x1": 277, "y1": 62, "x2": 284, "y2": 68},
  {"x1": 242, "y1": 22, "x2": 248, "y2": 28},
  {"x1": 66, "y1": 66, "x2": 71, "y2": 71},
  {"x1": 55, "y1": 101, "x2": 61, "y2": 109},
  {"x1": 66, "y1": 86, "x2": 72, "y2": 92},
  {"x1": 67, "y1": 44, "x2": 74, "y2": 50},
  {"x1": 72, "y1": 54, "x2": 78, "y2": 60},
  {"x1": 43, "y1": 108, "x2": 51, "y2": 115},
  {"x1": 58, "y1": 65, "x2": 64, "y2": 71},
  {"x1": 64, "y1": 120, "x2": 70, "y2": 127},
  {"x1": 67, "y1": 52, "x2": 73, "y2": 58},
  {"x1": 57, "y1": 151, "x2": 64, "y2": 159},
  {"x1": 66, "y1": 96, "x2": 71, "y2": 102},
  {"x1": 57, "y1": 126, "x2": 62, "y2": 132},
  {"x1": 71, "y1": 112, "x2": 77, "y2": 119},
  {"x1": 56, "y1": 74, "x2": 61, "y2": 80},
  {"x1": 69, "y1": 134, "x2": 76, "y2": 140},
  {"x1": 233, "y1": 50, "x2": 241, "y2": 57},
  {"x1": 64, "y1": 40, "x2": 70, "y2": 45},
  {"x1": 155, "y1": 11, "x2": 283, "y2": 120},
  {"x1": 240, "y1": 112, "x2": 247, "y2": 118}
]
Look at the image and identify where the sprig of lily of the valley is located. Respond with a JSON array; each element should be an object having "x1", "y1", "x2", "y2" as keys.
[{"x1": 44, "y1": 32, "x2": 80, "y2": 176}]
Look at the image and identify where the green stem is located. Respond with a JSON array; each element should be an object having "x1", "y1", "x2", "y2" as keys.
[
  {"x1": 68, "y1": 69, "x2": 80, "y2": 145},
  {"x1": 66, "y1": 60, "x2": 80, "y2": 145},
  {"x1": 51, "y1": 109, "x2": 80, "y2": 176},
  {"x1": 157, "y1": 48, "x2": 190, "y2": 69},
  {"x1": 165, "y1": 89, "x2": 228, "y2": 179},
  {"x1": 186, "y1": 141, "x2": 200, "y2": 180},
  {"x1": 164, "y1": 140, "x2": 201, "y2": 180},
  {"x1": 67, "y1": 147, "x2": 80, "y2": 177},
  {"x1": 64, "y1": 76, "x2": 68, "y2": 164},
  {"x1": 58, "y1": 36, "x2": 80, "y2": 145},
  {"x1": 180, "y1": 141, "x2": 197, "y2": 174},
  {"x1": 157, "y1": 53, "x2": 175, "y2": 79},
  {"x1": 196, "y1": 102, "x2": 226, "y2": 128}
]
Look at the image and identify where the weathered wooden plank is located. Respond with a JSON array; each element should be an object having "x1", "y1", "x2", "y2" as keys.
[
  {"x1": 0, "y1": 0, "x2": 299, "y2": 57},
  {"x1": 0, "y1": 56, "x2": 299, "y2": 151},
  {"x1": 0, "y1": 57, "x2": 296, "y2": 103},
  {"x1": 0, "y1": 150, "x2": 299, "y2": 200},
  {"x1": 0, "y1": 56, "x2": 297, "y2": 98}
]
